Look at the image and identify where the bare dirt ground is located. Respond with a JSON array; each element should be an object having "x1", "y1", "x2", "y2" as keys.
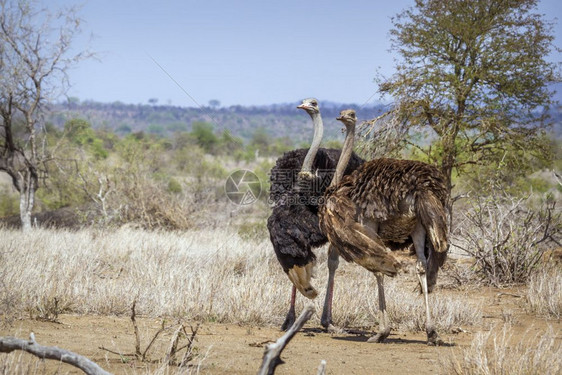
[{"x1": 1, "y1": 286, "x2": 560, "y2": 374}]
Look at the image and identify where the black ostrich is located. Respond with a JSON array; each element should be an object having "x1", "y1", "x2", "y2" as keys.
[{"x1": 267, "y1": 98, "x2": 363, "y2": 330}]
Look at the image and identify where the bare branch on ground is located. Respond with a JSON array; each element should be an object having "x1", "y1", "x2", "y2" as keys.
[
  {"x1": 257, "y1": 304, "x2": 315, "y2": 375},
  {"x1": 0, "y1": 333, "x2": 111, "y2": 375}
]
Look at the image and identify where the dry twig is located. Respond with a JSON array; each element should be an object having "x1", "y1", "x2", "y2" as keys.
[
  {"x1": 257, "y1": 304, "x2": 315, "y2": 375},
  {"x1": 99, "y1": 300, "x2": 199, "y2": 367}
]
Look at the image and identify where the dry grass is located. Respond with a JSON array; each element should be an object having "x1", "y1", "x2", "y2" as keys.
[
  {"x1": 0, "y1": 352, "x2": 47, "y2": 375},
  {"x1": 444, "y1": 324, "x2": 562, "y2": 375},
  {"x1": 0, "y1": 227, "x2": 480, "y2": 333},
  {"x1": 326, "y1": 259, "x2": 482, "y2": 331},
  {"x1": 526, "y1": 267, "x2": 562, "y2": 319}
]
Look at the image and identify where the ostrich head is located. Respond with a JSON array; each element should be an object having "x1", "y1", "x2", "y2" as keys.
[
  {"x1": 297, "y1": 98, "x2": 320, "y2": 116},
  {"x1": 336, "y1": 109, "x2": 357, "y2": 127}
]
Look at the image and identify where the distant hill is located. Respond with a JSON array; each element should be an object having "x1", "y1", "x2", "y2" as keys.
[
  {"x1": 47, "y1": 100, "x2": 388, "y2": 144},
  {"x1": 46, "y1": 99, "x2": 561, "y2": 145}
]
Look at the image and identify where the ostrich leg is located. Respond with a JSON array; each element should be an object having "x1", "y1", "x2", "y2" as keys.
[
  {"x1": 281, "y1": 286, "x2": 297, "y2": 331},
  {"x1": 412, "y1": 222, "x2": 443, "y2": 346},
  {"x1": 321, "y1": 245, "x2": 339, "y2": 330},
  {"x1": 367, "y1": 273, "x2": 391, "y2": 342}
]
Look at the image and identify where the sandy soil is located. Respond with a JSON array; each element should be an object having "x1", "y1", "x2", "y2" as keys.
[{"x1": 1, "y1": 287, "x2": 560, "y2": 374}]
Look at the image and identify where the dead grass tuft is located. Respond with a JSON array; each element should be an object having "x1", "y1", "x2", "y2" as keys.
[
  {"x1": 526, "y1": 267, "x2": 562, "y2": 319},
  {"x1": 444, "y1": 324, "x2": 562, "y2": 375}
]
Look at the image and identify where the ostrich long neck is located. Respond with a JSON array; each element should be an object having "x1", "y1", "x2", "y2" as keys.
[
  {"x1": 329, "y1": 121, "x2": 355, "y2": 188},
  {"x1": 300, "y1": 111, "x2": 324, "y2": 174}
]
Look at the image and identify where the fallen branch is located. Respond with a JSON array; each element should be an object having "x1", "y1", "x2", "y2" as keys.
[
  {"x1": 0, "y1": 333, "x2": 112, "y2": 375},
  {"x1": 317, "y1": 359, "x2": 327, "y2": 375},
  {"x1": 257, "y1": 304, "x2": 315, "y2": 375}
]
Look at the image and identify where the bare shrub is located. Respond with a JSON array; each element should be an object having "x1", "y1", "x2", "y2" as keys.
[
  {"x1": 440, "y1": 260, "x2": 481, "y2": 290},
  {"x1": 65, "y1": 137, "x2": 229, "y2": 230},
  {"x1": 99, "y1": 301, "x2": 202, "y2": 368},
  {"x1": 526, "y1": 267, "x2": 562, "y2": 319},
  {"x1": 445, "y1": 325, "x2": 562, "y2": 375},
  {"x1": 356, "y1": 108, "x2": 410, "y2": 159},
  {"x1": 27, "y1": 295, "x2": 72, "y2": 323},
  {"x1": 454, "y1": 194, "x2": 561, "y2": 287},
  {"x1": 109, "y1": 176, "x2": 193, "y2": 230}
]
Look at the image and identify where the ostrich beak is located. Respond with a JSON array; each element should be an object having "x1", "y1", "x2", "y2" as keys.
[
  {"x1": 297, "y1": 104, "x2": 308, "y2": 110},
  {"x1": 336, "y1": 115, "x2": 343, "y2": 121}
]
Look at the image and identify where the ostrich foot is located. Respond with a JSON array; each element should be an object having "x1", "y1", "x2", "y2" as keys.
[
  {"x1": 281, "y1": 310, "x2": 296, "y2": 331},
  {"x1": 321, "y1": 313, "x2": 345, "y2": 334},
  {"x1": 325, "y1": 324, "x2": 346, "y2": 334},
  {"x1": 367, "y1": 331, "x2": 390, "y2": 343},
  {"x1": 320, "y1": 313, "x2": 333, "y2": 330},
  {"x1": 427, "y1": 330, "x2": 444, "y2": 346}
]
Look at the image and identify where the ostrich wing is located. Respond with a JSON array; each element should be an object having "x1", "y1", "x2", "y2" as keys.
[
  {"x1": 320, "y1": 193, "x2": 401, "y2": 277},
  {"x1": 268, "y1": 202, "x2": 327, "y2": 271}
]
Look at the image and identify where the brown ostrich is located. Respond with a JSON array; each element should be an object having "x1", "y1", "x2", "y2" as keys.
[{"x1": 317, "y1": 109, "x2": 449, "y2": 345}]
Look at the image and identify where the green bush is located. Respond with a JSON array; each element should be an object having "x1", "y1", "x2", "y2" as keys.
[
  {"x1": 168, "y1": 178, "x2": 182, "y2": 194},
  {"x1": 191, "y1": 122, "x2": 218, "y2": 153}
]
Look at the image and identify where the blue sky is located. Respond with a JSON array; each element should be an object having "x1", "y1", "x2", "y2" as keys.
[{"x1": 53, "y1": 0, "x2": 561, "y2": 107}]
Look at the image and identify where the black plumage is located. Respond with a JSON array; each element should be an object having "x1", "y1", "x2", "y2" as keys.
[{"x1": 268, "y1": 148, "x2": 364, "y2": 271}]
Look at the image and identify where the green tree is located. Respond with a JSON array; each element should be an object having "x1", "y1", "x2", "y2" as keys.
[
  {"x1": 190, "y1": 121, "x2": 218, "y2": 153},
  {"x1": 208, "y1": 99, "x2": 221, "y2": 109},
  {"x1": 218, "y1": 129, "x2": 243, "y2": 155},
  {"x1": 377, "y1": 0, "x2": 559, "y2": 201},
  {"x1": 64, "y1": 119, "x2": 108, "y2": 159}
]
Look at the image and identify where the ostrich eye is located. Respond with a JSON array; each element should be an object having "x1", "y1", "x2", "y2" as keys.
[
  {"x1": 350, "y1": 113, "x2": 355, "y2": 118},
  {"x1": 311, "y1": 101, "x2": 317, "y2": 106}
]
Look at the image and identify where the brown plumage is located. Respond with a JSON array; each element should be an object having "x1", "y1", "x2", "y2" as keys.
[
  {"x1": 322, "y1": 158, "x2": 448, "y2": 283},
  {"x1": 319, "y1": 109, "x2": 449, "y2": 345}
]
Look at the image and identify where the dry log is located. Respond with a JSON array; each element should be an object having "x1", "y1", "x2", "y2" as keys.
[
  {"x1": 257, "y1": 304, "x2": 315, "y2": 375},
  {"x1": 0, "y1": 333, "x2": 112, "y2": 375}
]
